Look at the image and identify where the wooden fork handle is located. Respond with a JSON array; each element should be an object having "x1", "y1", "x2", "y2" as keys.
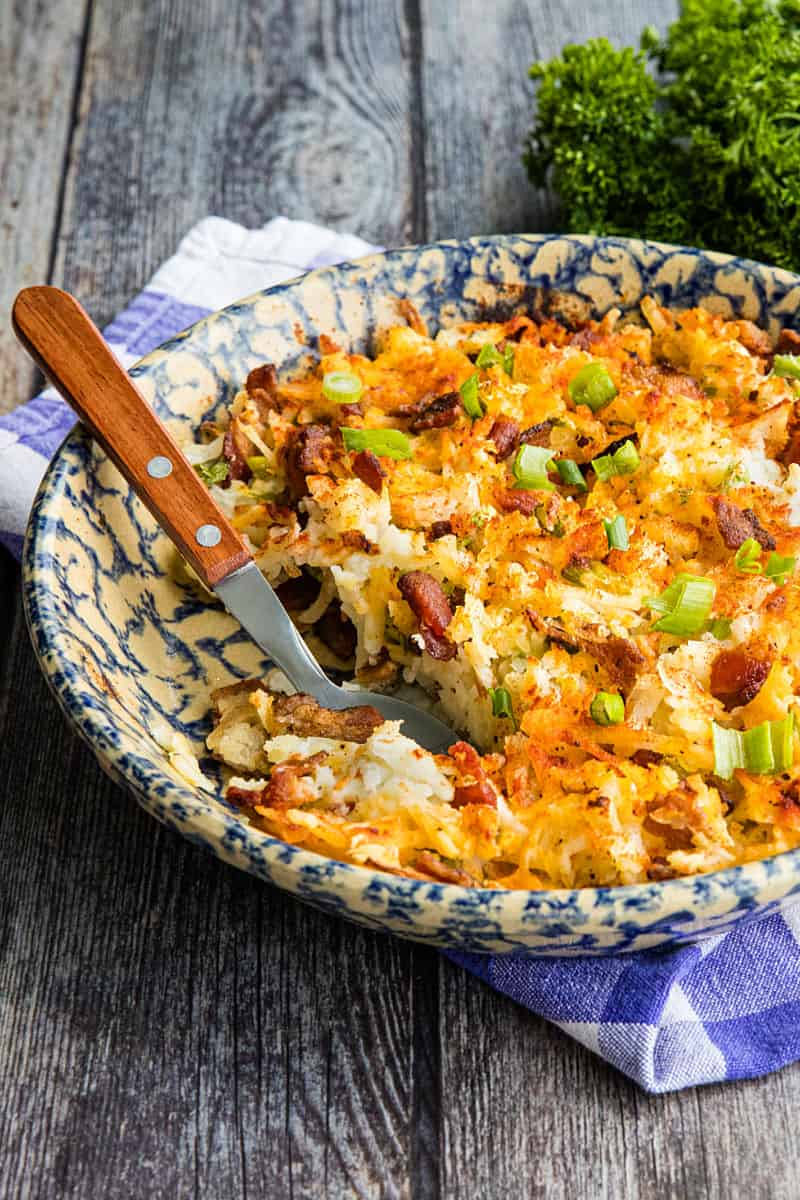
[{"x1": 12, "y1": 285, "x2": 251, "y2": 587}]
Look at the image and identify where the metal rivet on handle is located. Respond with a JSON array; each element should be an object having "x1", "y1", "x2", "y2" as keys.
[
  {"x1": 196, "y1": 523, "x2": 222, "y2": 548},
  {"x1": 147, "y1": 455, "x2": 173, "y2": 478}
]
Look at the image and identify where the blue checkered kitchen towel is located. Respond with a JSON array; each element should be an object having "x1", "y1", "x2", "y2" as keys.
[{"x1": 6, "y1": 216, "x2": 800, "y2": 1094}]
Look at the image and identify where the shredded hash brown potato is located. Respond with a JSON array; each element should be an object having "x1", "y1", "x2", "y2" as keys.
[{"x1": 193, "y1": 299, "x2": 800, "y2": 889}]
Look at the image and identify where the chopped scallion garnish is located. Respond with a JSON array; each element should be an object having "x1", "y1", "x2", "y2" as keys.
[
  {"x1": 489, "y1": 686, "x2": 517, "y2": 729},
  {"x1": 708, "y1": 616, "x2": 732, "y2": 640},
  {"x1": 341, "y1": 427, "x2": 412, "y2": 459},
  {"x1": 555, "y1": 458, "x2": 587, "y2": 492},
  {"x1": 568, "y1": 362, "x2": 618, "y2": 412},
  {"x1": 460, "y1": 372, "x2": 483, "y2": 418},
  {"x1": 712, "y1": 714, "x2": 794, "y2": 780},
  {"x1": 765, "y1": 552, "x2": 796, "y2": 586},
  {"x1": 511, "y1": 444, "x2": 555, "y2": 491},
  {"x1": 322, "y1": 370, "x2": 363, "y2": 404},
  {"x1": 712, "y1": 723, "x2": 745, "y2": 780},
  {"x1": 734, "y1": 537, "x2": 762, "y2": 574},
  {"x1": 592, "y1": 440, "x2": 640, "y2": 481},
  {"x1": 195, "y1": 459, "x2": 230, "y2": 486},
  {"x1": 475, "y1": 342, "x2": 514, "y2": 376},
  {"x1": 603, "y1": 514, "x2": 629, "y2": 551},
  {"x1": 773, "y1": 354, "x2": 800, "y2": 381},
  {"x1": 246, "y1": 455, "x2": 269, "y2": 477},
  {"x1": 646, "y1": 573, "x2": 715, "y2": 637},
  {"x1": 589, "y1": 691, "x2": 625, "y2": 726}
]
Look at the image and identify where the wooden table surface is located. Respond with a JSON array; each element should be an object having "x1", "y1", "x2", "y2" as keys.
[{"x1": 2, "y1": 2, "x2": 799, "y2": 1197}]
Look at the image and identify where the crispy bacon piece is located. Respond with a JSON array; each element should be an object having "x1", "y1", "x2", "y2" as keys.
[
  {"x1": 407, "y1": 391, "x2": 461, "y2": 432},
  {"x1": 283, "y1": 423, "x2": 337, "y2": 502},
  {"x1": 519, "y1": 420, "x2": 554, "y2": 447},
  {"x1": 452, "y1": 779, "x2": 497, "y2": 808},
  {"x1": 489, "y1": 416, "x2": 520, "y2": 459},
  {"x1": 569, "y1": 325, "x2": 603, "y2": 351},
  {"x1": 448, "y1": 740, "x2": 497, "y2": 809},
  {"x1": 709, "y1": 497, "x2": 775, "y2": 551},
  {"x1": 398, "y1": 571, "x2": 453, "y2": 637},
  {"x1": 776, "y1": 328, "x2": 800, "y2": 355},
  {"x1": 227, "y1": 784, "x2": 268, "y2": 809},
  {"x1": 428, "y1": 519, "x2": 454, "y2": 540},
  {"x1": 315, "y1": 601, "x2": 357, "y2": 661},
  {"x1": 735, "y1": 320, "x2": 772, "y2": 358},
  {"x1": 245, "y1": 363, "x2": 280, "y2": 419},
  {"x1": 710, "y1": 648, "x2": 772, "y2": 711},
  {"x1": 414, "y1": 850, "x2": 473, "y2": 886},
  {"x1": 631, "y1": 749, "x2": 664, "y2": 768},
  {"x1": 350, "y1": 449, "x2": 386, "y2": 494},
  {"x1": 222, "y1": 419, "x2": 253, "y2": 484},
  {"x1": 398, "y1": 570, "x2": 457, "y2": 661},
  {"x1": 503, "y1": 314, "x2": 539, "y2": 344},
  {"x1": 271, "y1": 693, "x2": 383, "y2": 742},
  {"x1": 276, "y1": 572, "x2": 321, "y2": 613},
  {"x1": 527, "y1": 612, "x2": 646, "y2": 692},
  {"x1": 340, "y1": 530, "x2": 377, "y2": 554},
  {"x1": 337, "y1": 401, "x2": 364, "y2": 420},
  {"x1": 228, "y1": 752, "x2": 328, "y2": 812},
  {"x1": 496, "y1": 489, "x2": 539, "y2": 516}
]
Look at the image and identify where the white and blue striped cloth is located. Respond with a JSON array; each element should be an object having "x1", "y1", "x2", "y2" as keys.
[{"x1": 5, "y1": 216, "x2": 800, "y2": 1094}]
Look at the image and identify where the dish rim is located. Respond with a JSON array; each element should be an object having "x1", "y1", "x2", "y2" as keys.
[{"x1": 22, "y1": 230, "x2": 800, "y2": 918}]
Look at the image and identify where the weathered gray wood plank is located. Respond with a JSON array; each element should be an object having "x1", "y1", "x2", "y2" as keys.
[
  {"x1": 50, "y1": 0, "x2": 417, "y2": 332},
  {"x1": 0, "y1": 594, "x2": 438, "y2": 1199},
  {"x1": 0, "y1": 0, "x2": 89, "y2": 413},
  {"x1": 417, "y1": 0, "x2": 679, "y2": 240},
  {"x1": 437, "y1": 958, "x2": 800, "y2": 1200}
]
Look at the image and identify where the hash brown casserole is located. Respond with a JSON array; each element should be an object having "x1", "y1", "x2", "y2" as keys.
[{"x1": 191, "y1": 299, "x2": 800, "y2": 889}]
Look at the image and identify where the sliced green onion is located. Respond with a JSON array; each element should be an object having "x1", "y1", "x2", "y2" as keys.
[
  {"x1": 592, "y1": 441, "x2": 640, "y2": 482},
  {"x1": 742, "y1": 722, "x2": 775, "y2": 774},
  {"x1": 712, "y1": 723, "x2": 745, "y2": 780},
  {"x1": 246, "y1": 455, "x2": 269, "y2": 477},
  {"x1": 511, "y1": 444, "x2": 555, "y2": 491},
  {"x1": 556, "y1": 458, "x2": 587, "y2": 492},
  {"x1": 708, "y1": 616, "x2": 732, "y2": 640},
  {"x1": 489, "y1": 686, "x2": 517, "y2": 729},
  {"x1": 460, "y1": 372, "x2": 483, "y2": 419},
  {"x1": 773, "y1": 354, "x2": 800, "y2": 381},
  {"x1": 771, "y1": 713, "x2": 795, "y2": 771},
  {"x1": 534, "y1": 504, "x2": 566, "y2": 537},
  {"x1": 589, "y1": 691, "x2": 625, "y2": 726},
  {"x1": 604, "y1": 515, "x2": 629, "y2": 551},
  {"x1": 646, "y1": 573, "x2": 715, "y2": 636},
  {"x1": 475, "y1": 342, "x2": 515, "y2": 377},
  {"x1": 341, "y1": 427, "x2": 412, "y2": 459},
  {"x1": 734, "y1": 537, "x2": 762, "y2": 574},
  {"x1": 712, "y1": 714, "x2": 795, "y2": 780},
  {"x1": 322, "y1": 370, "x2": 363, "y2": 404},
  {"x1": 765, "y1": 552, "x2": 796, "y2": 585},
  {"x1": 568, "y1": 363, "x2": 618, "y2": 412},
  {"x1": 195, "y1": 459, "x2": 230, "y2": 486}
]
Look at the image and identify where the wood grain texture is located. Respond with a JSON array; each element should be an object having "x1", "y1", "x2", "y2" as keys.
[
  {"x1": 417, "y1": 0, "x2": 679, "y2": 240},
  {"x1": 0, "y1": 0, "x2": 89, "y2": 413},
  {"x1": 4, "y1": 0, "x2": 800, "y2": 1197},
  {"x1": 50, "y1": 0, "x2": 418, "y2": 331}
]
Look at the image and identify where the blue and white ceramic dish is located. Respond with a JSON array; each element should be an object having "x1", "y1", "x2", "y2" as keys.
[{"x1": 23, "y1": 235, "x2": 800, "y2": 955}]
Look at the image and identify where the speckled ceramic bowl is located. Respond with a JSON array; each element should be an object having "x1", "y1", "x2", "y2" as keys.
[{"x1": 23, "y1": 234, "x2": 800, "y2": 955}]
